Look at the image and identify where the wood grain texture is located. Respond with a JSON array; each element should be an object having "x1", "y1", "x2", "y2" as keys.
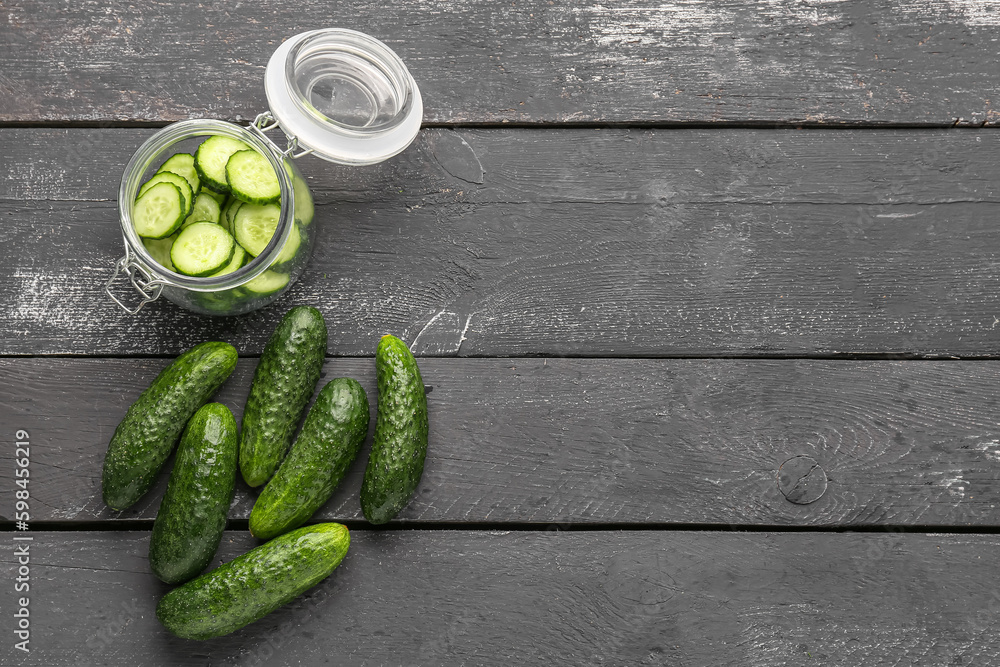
[
  {"x1": 1, "y1": 529, "x2": 998, "y2": 665},
  {"x1": 4, "y1": 357, "x2": 1000, "y2": 527},
  {"x1": 2, "y1": 127, "x2": 1000, "y2": 356},
  {"x1": 3, "y1": 0, "x2": 1000, "y2": 125}
]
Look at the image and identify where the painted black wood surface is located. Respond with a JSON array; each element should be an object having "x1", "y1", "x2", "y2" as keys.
[
  {"x1": 3, "y1": 1, "x2": 1000, "y2": 664},
  {"x1": 2, "y1": 530, "x2": 999, "y2": 666},
  {"x1": 3, "y1": 128, "x2": 1000, "y2": 356},
  {"x1": 2, "y1": 0, "x2": 1000, "y2": 125},
  {"x1": 4, "y1": 357, "x2": 1000, "y2": 528}
]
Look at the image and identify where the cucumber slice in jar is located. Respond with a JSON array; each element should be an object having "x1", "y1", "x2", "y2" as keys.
[
  {"x1": 222, "y1": 197, "x2": 244, "y2": 236},
  {"x1": 181, "y1": 192, "x2": 222, "y2": 229},
  {"x1": 208, "y1": 243, "x2": 247, "y2": 277},
  {"x1": 286, "y1": 163, "x2": 314, "y2": 226},
  {"x1": 233, "y1": 203, "x2": 281, "y2": 257},
  {"x1": 200, "y1": 188, "x2": 227, "y2": 206},
  {"x1": 157, "y1": 153, "x2": 201, "y2": 197},
  {"x1": 170, "y1": 222, "x2": 236, "y2": 277},
  {"x1": 134, "y1": 182, "x2": 186, "y2": 239},
  {"x1": 243, "y1": 270, "x2": 290, "y2": 296},
  {"x1": 193, "y1": 291, "x2": 239, "y2": 315},
  {"x1": 138, "y1": 171, "x2": 192, "y2": 217},
  {"x1": 195, "y1": 136, "x2": 252, "y2": 194},
  {"x1": 270, "y1": 222, "x2": 302, "y2": 269},
  {"x1": 226, "y1": 150, "x2": 281, "y2": 205},
  {"x1": 143, "y1": 234, "x2": 178, "y2": 272}
]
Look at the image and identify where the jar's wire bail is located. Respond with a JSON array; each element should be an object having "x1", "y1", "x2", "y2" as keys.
[
  {"x1": 250, "y1": 112, "x2": 315, "y2": 160},
  {"x1": 105, "y1": 242, "x2": 165, "y2": 314}
]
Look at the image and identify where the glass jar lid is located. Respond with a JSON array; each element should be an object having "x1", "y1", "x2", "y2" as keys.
[{"x1": 265, "y1": 29, "x2": 423, "y2": 166}]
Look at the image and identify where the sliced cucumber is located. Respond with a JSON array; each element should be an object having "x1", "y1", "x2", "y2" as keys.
[
  {"x1": 193, "y1": 291, "x2": 239, "y2": 315},
  {"x1": 158, "y1": 153, "x2": 201, "y2": 197},
  {"x1": 243, "y1": 270, "x2": 289, "y2": 296},
  {"x1": 170, "y1": 222, "x2": 236, "y2": 277},
  {"x1": 208, "y1": 243, "x2": 247, "y2": 277},
  {"x1": 222, "y1": 197, "x2": 244, "y2": 236},
  {"x1": 233, "y1": 203, "x2": 281, "y2": 257},
  {"x1": 288, "y1": 164, "x2": 314, "y2": 226},
  {"x1": 226, "y1": 150, "x2": 281, "y2": 205},
  {"x1": 220, "y1": 196, "x2": 234, "y2": 232},
  {"x1": 181, "y1": 192, "x2": 222, "y2": 229},
  {"x1": 195, "y1": 136, "x2": 251, "y2": 194},
  {"x1": 270, "y1": 222, "x2": 301, "y2": 269},
  {"x1": 139, "y1": 171, "x2": 192, "y2": 218},
  {"x1": 201, "y1": 188, "x2": 227, "y2": 206},
  {"x1": 134, "y1": 182, "x2": 186, "y2": 239},
  {"x1": 143, "y1": 234, "x2": 178, "y2": 272}
]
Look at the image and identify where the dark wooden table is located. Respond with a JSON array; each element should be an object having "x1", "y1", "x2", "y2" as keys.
[{"x1": 3, "y1": 1, "x2": 1000, "y2": 664}]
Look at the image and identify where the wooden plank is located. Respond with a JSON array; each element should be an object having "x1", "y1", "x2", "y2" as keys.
[
  {"x1": 1, "y1": 529, "x2": 997, "y2": 665},
  {"x1": 2, "y1": 127, "x2": 1000, "y2": 356},
  {"x1": 3, "y1": 0, "x2": 1000, "y2": 125},
  {"x1": 7, "y1": 127, "x2": 1000, "y2": 205},
  {"x1": 4, "y1": 357, "x2": 1000, "y2": 527}
]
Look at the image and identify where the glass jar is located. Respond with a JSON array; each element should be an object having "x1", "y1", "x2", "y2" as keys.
[{"x1": 106, "y1": 28, "x2": 422, "y2": 316}]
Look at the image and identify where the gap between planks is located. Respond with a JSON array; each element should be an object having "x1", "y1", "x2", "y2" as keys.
[
  {"x1": 4, "y1": 521, "x2": 1000, "y2": 535},
  {"x1": 0, "y1": 121, "x2": 997, "y2": 130}
]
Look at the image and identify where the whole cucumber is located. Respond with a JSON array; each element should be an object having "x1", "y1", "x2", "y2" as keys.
[
  {"x1": 149, "y1": 403, "x2": 238, "y2": 584},
  {"x1": 250, "y1": 378, "x2": 369, "y2": 540},
  {"x1": 102, "y1": 341, "x2": 238, "y2": 511},
  {"x1": 240, "y1": 306, "x2": 327, "y2": 487},
  {"x1": 360, "y1": 335, "x2": 429, "y2": 524},
  {"x1": 156, "y1": 523, "x2": 350, "y2": 640}
]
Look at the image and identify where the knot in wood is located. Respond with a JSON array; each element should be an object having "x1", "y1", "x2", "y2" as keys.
[{"x1": 777, "y1": 455, "x2": 827, "y2": 505}]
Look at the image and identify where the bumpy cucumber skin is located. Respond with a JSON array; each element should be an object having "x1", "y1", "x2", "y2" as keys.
[
  {"x1": 149, "y1": 403, "x2": 238, "y2": 584},
  {"x1": 102, "y1": 342, "x2": 238, "y2": 511},
  {"x1": 156, "y1": 523, "x2": 350, "y2": 640},
  {"x1": 240, "y1": 306, "x2": 327, "y2": 487},
  {"x1": 250, "y1": 378, "x2": 369, "y2": 540},
  {"x1": 360, "y1": 335, "x2": 429, "y2": 525}
]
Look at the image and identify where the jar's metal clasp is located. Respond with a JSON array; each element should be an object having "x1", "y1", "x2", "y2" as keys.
[
  {"x1": 105, "y1": 244, "x2": 165, "y2": 314},
  {"x1": 251, "y1": 112, "x2": 314, "y2": 159}
]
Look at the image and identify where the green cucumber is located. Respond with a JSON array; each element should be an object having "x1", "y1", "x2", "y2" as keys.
[
  {"x1": 181, "y1": 191, "x2": 222, "y2": 229},
  {"x1": 170, "y1": 222, "x2": 236, "y2": 277},
  {"x1": 242, "y1": 270, "x2": 289, "y2": 296},
  {"x1": 158, "y1": 153, "x2": 201, "y2": 197},
  {"x1": 156, "y1": 523, "x2": 350, "y2": 640},
  {"x1": 149, "y1": 403, "x2": 237, "y2": 584},
  {"x1": 142, "y1": 234, "x2": 177, "y2": 272},
  {"x1": 222, "y1": 197, "x2": 243, "y2": 236},
  {"x1": 138, "y1": 171, "x2": 193, "y2": 218},
  {"x1": 233, "y1": 202, "x2": 280, "y2": 257},
  {"x1": 201, "y1": 188, "x2": 227, "y2": 206},
  {"x1": 250, "y1": 378, "x2": 369, "y2": 540},
  {"x1": 289, "y1": 165, "x2": 314, "y2": 226},
  {"x1": 240, "y1": 307, "x2": 327, "y2": 487},
  {"x1": 360, "y1": 335, "x2": 429, "y2": 524},
  {"x1": 207, "y1": 242, "x2": 247, "y2": 277},
  {"x1": 133, "y1": 181, "x2": 186, "y2": 239},
  {"x1": 102, "y1": 342, "x2": 238, "y2": 511},
  {"x1": 270, "y1": 221, "x2": 301, "y2": 269},
  {"x1": 195, "y1": 136, "x2": 251, "y2": 194},
  {"x1": 192, "y1": 291, "x2": 240, "y2": 315},
  {"x1": 226, "y1": 149, "x2": 281, "y2": 205}
]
